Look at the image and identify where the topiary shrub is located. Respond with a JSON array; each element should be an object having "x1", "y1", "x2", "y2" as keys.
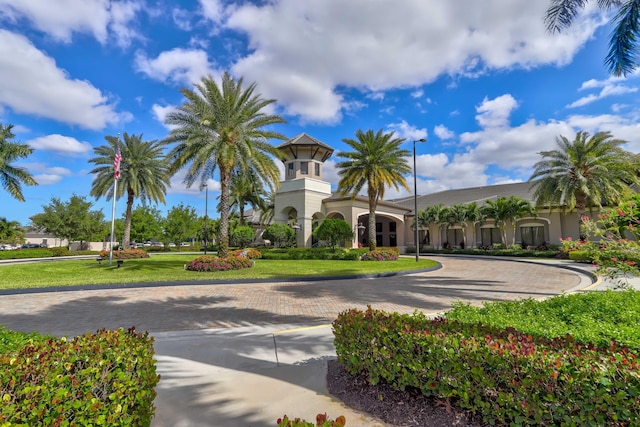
[
  {"x1": 230, "y1": 248, "x2": 262, "y2": 259},
  {"x1": 48, "y1": 247, "x2": 69, "y2": 257},
  {"x1": 185, "y1": 255, "x2": 254, "y2": 272}
]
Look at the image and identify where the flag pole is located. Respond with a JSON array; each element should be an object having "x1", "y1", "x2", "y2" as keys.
[{"x1": 109, "y1": 134, "x2": 121, "y2": 266}]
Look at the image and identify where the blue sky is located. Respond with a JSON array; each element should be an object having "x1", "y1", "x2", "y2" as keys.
[{"x1": 1, "y1": 0, "x2": 640, "y2": 226}]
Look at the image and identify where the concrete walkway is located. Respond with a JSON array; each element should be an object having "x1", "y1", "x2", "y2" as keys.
[{"x1": 0, "y1": 256, "x2": 628, "y2": 427}]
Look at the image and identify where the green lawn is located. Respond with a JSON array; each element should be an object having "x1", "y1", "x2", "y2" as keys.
[{"x1": 0, "y1": 255, "x2": 438, "y2": 290}]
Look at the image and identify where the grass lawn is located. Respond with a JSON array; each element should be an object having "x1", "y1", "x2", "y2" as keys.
[{"x1": 0, "y1": 255, "x2": 438, "y2": 290}]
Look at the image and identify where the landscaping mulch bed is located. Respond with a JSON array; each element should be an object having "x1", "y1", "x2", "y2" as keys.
[{"x1": 327, "y1": 360, "x2": 488, "y2": 427}]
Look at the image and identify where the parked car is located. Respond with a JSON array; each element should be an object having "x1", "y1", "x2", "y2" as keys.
[
  {"x1": 167, "y1": 243, "x2": 176, "y2": 248},
  {"x1": 180, "y1": 242, "x2": 190, "y2": 247},
  {"x1": 150, "y1": 242, "x2": 163, "y2": 247},
  {"x1": 0, "y1": 244, "x2": 17, "y2": 250},
  {"x1": 21, "y1": 243, "x2": 42, "y2": 249}
]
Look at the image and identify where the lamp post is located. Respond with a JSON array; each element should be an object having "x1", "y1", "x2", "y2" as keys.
[
  {"x1": 204, "y1": 184, "x2": 208, "y2": 255},
  {"x1": 413, "y1": 138, "x2": 426, "y2": 262},
  {"x1": 354, "y1": 222, "x2": 365, "y2": 247},
  {"x1": 292, "y1": 223, "x2": 300, "y2": 247}
]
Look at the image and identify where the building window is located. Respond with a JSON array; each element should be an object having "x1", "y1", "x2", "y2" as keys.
[
  {"x1": 481, "y1": 228, "x2": 501, "y2": 246},
  {"x1": 389, "y1": 222, "x2": 396, "y2": 232},
  {"x1": 521, "y1": 226, "x2": 545, "y2": 248},
  {"x1": 288, "y1": 162, "x2": 294, "y2": 177},
  {"x1": 376, "y1": 222, "x2": 382, "y2": 233},
  {"x1": 315, "y1": 162, "x2": 320, "y2": 176},
  {"x1": 446, "y1": 229, "x2": 464, "y2": 248},
  {"x1": 300, "y1": 162, "x2": 308, "y2": 175}
]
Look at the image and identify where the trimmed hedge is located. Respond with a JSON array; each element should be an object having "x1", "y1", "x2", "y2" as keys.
[
  {"x1": 333, "y1": 307, "x2": 640, "y2": 426},
  {"x1": 99, "y1": 248, "x2": 150, "y2": 259},
  {"x1": 258, "y1": 247, "x2": 366, "y2": 260},
  {"x1": 360, "y1": 248, "x2": 399, "y2": 261},
  {"x1": 186, "y1": 255, "x2": 254, "y2": 272},
  {"x1": 1, "y1": 327, "x2": 160, "y2": 426}
]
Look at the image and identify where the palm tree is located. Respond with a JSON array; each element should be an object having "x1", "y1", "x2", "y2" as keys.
[
  {"x1": 545, "y1": 0, "x2": 640, "y2": 76},
  {"x1": 502, "y1": 196, "x2": 537, "y2": 245},
  {"x1": 259, "y1": 191, "x2": 276, "y2": 226},
  {"x1": 482, "y1": 198, "x2": 510, "y2": 245},
  {"x1": 0, "y1": 124, "x2": 37, "y2": 202},
  {"x1": 336, "y1": 129, "x2": 411, "y2": 251},
  {"x1": 164, "y1": 72, "x2": 287, "y2": 257},
  {"x1": 220, "y1": 168, "x2": 267, "y2": 225},
  {"x1": 89, "y1": 133, "x2": 170, "y2": 249},
  {"x1": 445, "y1": 203, "x2": 472, "y2": 248},
  {"x1": 417, "y1": 204, "x2": 450, "y2": 250},
  {"x1": 529, "y1": 131, "x2": 639, "y2": 230},
  {"x1": 0, "y1": 217, "x2": 24, "y2": 245}
]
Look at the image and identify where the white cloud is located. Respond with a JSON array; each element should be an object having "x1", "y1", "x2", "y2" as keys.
[
  {"x1": 24, "y1": 163, "x2": 73, "y2": 185},
  {"x1": 434, "y1": 124, "x2": 455, "y2": 140},
  {"x1": 0, "y1": 30, "x2": 121, "y2": 130},
  {"x1": 134, "y1": 48, "x2": 218, "y2": 85},
  {"x1": 475, "y1": 94, "x2": 518, "y2": 128},
  {"x1": 222, "y1": 0, "x2": 605, "y2": 122},
  {"x1": 411, "y1": 89, "x2": 424, "y2": 98},
  {"x1": 167, "y1": 168, "x2": 221, "y2": 195},
  {"x1": 151, "y1": 104, "x2": 178, "y2": 129},
  {"x1": 567, "y1": 74, "x2": 639, "y2": 108},
  {"x1": 386, "y1": 120, "x2": 428, "y2": 142},
  {"x1": 0, "y1": 0, "x2": 143, "y2": 47},
  {"x1": 27, "y1": 134, "x2": 92, "y2": 156}
]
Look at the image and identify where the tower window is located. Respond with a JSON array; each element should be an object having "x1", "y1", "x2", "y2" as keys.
[
  {"x1": 301, "y1": 162, "x2": 308, "y2": 174},
  {"x1": 288, "y1": 162, "x2": 294, "y2": 177},
  {"x1": 315, "y1": 163, "x2": 320, "y2": 176}
]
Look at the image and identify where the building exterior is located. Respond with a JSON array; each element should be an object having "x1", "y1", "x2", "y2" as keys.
[{"x1": 269, "y1": 134, "x2": 591, "y2": 252}]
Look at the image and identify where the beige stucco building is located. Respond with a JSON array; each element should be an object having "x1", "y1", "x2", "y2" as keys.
[{"x1": 270, "y1": 133, "x2": 589, "y2": 252}]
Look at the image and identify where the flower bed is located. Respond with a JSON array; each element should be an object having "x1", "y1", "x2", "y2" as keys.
[
  {"x1": 230, "y1": 248, "x2": 262, "y2": 259},
  {"x1": 360, "y1": 248, "x2": 399, "y2": 261},
  {"x1": 99, "y1": 248, "x2": 149, "y2": 259},
  {"x1": 186, "y1": 255, "x2": 254, "y2": 272}
]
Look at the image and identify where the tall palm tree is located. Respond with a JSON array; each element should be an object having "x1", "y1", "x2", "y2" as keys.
[
  {"x1": 89, "y1": 133, "x2": 170, "y2": 249},
  {"x1": 545, "y1": 0, "x2": 640, "y2": 76},
  {"x1": 164, "y1": 72, "x2": 287, "y2": 257},
  {"x1": 529, "y1": 131, "x2": 639, "y2": 230},
  {"x1": 0, "y1": 124, "x2": 37, "y2": 202},
  {"x1": 259, "y1": 191, "x2": 276, "y2": 226},
  {"x1": 445, "y1": 203, "x2": 472, "y2": 248},
  {"x1": 336, "y1": 129, "x2": 411, "y2": 251}
]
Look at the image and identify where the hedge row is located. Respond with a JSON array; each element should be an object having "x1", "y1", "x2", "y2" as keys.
[
  {"x1": 333, "y1": 307, "x2": 640, "y2": 426},
  {"x1": 1, "y1": 327, "x2": 160, "y2": 426},
  {"x1": 258, "y1": 247, "x2": 367, "y2": 260}
]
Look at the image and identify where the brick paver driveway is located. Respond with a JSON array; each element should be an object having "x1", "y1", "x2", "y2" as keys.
[{"x1": 0, "y1": 256, "x2": 586, "y2": 337}]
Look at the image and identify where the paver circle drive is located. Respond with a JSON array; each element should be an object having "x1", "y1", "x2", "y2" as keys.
[{"x1": 0, "y1": 256, "x2": 587, "y2": 337}]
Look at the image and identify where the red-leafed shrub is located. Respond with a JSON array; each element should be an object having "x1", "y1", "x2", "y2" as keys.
[{"x1": 186, "y1": 255, "x2": 254, "y2": 272}]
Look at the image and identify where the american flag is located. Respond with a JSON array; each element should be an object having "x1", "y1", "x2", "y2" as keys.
[{"x1": 114, "y1": 148, "x2": 122, "y2": 180}]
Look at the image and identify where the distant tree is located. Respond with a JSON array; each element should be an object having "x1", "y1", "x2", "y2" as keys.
[
  {"x1": 89, "y1": 133, "x2": 170, "y2": 249},
  {"x1": 529, "y1": 131, "x2": 639, "y2": 230},
  {"x1": 164, "y1": 72, "x2": 287, "y2": 257},
  {"x1": 545, "y1": 0, "x2": 640, "y2": 76},
  {"x1": 262, "y1": 223, "x2": 294, "y2": 248},
  {"x1": 0, "y1": 123, "x2": 37, "y2": 202},
  {"x1": 128, "y1": 205, "x2": 164, "y2": 243},
  {"x1": 313, "y1": 218, "x2": 354, "y2": 249},
  {"x1": 231, "y1": 225, "x2": 256, "y2": 248},
  {"x1": 444, "y1": 203, "x2": 473, "y2": 248},
  {"x1": 259, "y1": 191, "x2": 275, "y2": 225},
  {"x1": 195, "y1": 216, "x2": 220, "y2": 247},
  {"x1": 336, "y1": 129, "x2": 411, "y2": 251},
  {"x1": 481, "y1": 198, "x2": 511, "y2": 245},
  {"x1": 0, "y1": 217, "x2": 24, "y2": 245},
  {"x1": 30, "y1": 194, "x2": 105, "y2": 247},
  {"x1": 163, "y1": 203, "x2": 199, "y2": 250}
]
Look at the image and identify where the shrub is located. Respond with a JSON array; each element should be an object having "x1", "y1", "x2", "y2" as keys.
[
  {"x1": 230, "y1": 248, "x2": 262, "y2": 259},
  {"x1": 100, "y1": 248, "x2": 150, "y2": 259},
  {"x1": 49, "y1": 247, "x2": 69, "y2": 257},
  {"x1": 231, "y1": 226, "x2": 256, "y2": 248},
  {"x1": 313, "y1": 219, "x2": 353, "y2": 249},
  {"x1": 0, "y1": 327, "x2": 160, "y2": 426},
  {"x1": 186, "y1": 255, "x2": 254, "y2": 272},
  {"x1": 277, "y1": 413, "x2": 346, "y2": 427},
  {"x1": 263, "y1": 224, "x2": 295, "y2": 248},
  {"x1": 0, "y1": 327, "x2": 51, "y2": 354},
  {"x1": 360, "y1": 247, "x2": 399, "y2": 261},
  {"x1": 258, "y1": 248, "x2": 364, "y2": 260},
  {"x1": 333, "y1": 307, "x2": 640, "y2": 426}
]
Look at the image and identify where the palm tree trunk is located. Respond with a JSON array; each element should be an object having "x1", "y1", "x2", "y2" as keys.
[
  {"x1": 576, "y1": 192, "x2": 588, "y2": 235},
  {"x1": 368, "y1": 188, "x2": 378, "y2": 251},
  {"x1": 218, "y1": 170, "x2": 232, "y2": 257},
  {"x1": 239, "y1": 204, "x2": 245, "y2": 226},
  {"x1": 123, "y1": 189, "x2": 134, "y2": 249}
]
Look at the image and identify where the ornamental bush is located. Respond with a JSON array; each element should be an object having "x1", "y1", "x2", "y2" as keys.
[
  {"x1": 186, "y1": 255, "x2": 253, "y2": 272},
  {"x1": 99, "y1": 248, "x2": 150, "y2": 259},
  {"x1": 0, "y1": 327, "x2": 160, "y2": 426},
  {"x1": 277, "y1": 413, "x2": 346, "y2": 427},
  {"x1": 230, "y1": 248, "x2": 262, "y2": 259},
  {"x1": 333, "y1": 307, "x2": 640, "y2": 426},
  {"x1": 360, "y1": 247, "x2": 399, "y2": 261}
]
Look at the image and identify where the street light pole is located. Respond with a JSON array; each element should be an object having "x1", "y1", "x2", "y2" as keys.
[
  {"x1": 204, "y1": 184, "x2": 208, "y2": 255},
  {"x1": 413, "y1": 138, "x2": 426, "y2": 262}
]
